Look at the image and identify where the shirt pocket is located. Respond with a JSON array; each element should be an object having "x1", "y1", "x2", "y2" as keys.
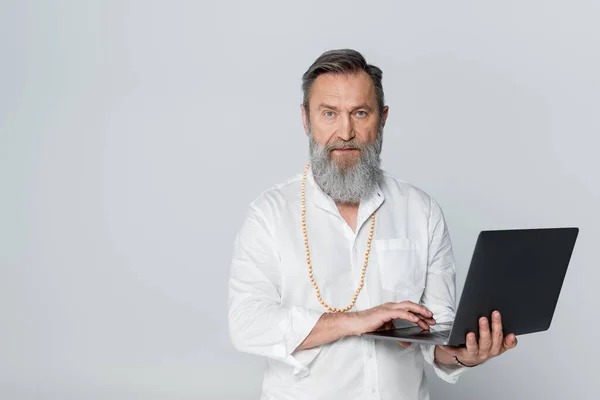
[{"x1": 374, "y1": 238, "x2": 424, "y2": 301}]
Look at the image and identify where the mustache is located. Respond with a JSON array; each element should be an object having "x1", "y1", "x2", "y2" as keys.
[{"x1": 325, "y1": 141, "x2": 363, "y2": 151}]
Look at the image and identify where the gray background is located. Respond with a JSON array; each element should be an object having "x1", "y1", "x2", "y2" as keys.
[{"x1": 1, "y1": 0, "x2": 599, "y2": 399}]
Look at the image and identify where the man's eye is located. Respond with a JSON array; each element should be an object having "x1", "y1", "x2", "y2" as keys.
[
  {"x1": 324, "y1": 111, "x2": 335, "y2": 118},
  {"x1": 356, "y1": 111, "x2": 367, "y2": 117}
]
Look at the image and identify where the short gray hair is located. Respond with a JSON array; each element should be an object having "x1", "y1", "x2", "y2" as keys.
[{"x1": 301, "y1": 49, "x2": 385, "y2": 118}]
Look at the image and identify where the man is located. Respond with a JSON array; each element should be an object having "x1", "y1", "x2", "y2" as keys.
[{"x1": 228, "y1": 49, "x2": 517, "y2": 399}]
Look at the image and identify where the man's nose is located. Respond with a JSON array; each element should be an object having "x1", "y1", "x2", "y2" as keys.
[{"x1": 337, "y1": 113, "x2": 356, "y2": 141}]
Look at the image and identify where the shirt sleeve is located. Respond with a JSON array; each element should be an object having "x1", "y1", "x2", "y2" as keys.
[
  {"x1": 228, "y1": 203, "x2": 324, "y2": 378},
  {"x1": 419, "y1": 198, "x2": 469, "y2": 383}
]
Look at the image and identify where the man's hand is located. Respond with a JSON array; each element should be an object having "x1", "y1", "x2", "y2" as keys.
[
  {"x1": 436, "y1": 310, "x2": 518, "y2": 367},
  {"x1": 349, "y1": 301, "x2": 436, "y2": 336},
  {"x1": 295, "y1": 301, "x2": 436, "y2": 352}
]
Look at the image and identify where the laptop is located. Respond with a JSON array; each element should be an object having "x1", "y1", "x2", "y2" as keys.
[{"x1": 361, "y1": 227, "x2": 579, "y2": 346}]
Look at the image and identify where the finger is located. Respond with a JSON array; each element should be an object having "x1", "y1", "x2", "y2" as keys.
[
  {"x1": 490, "y1": 311, "x2": 504, "y2": 356},
  {"x1": 417, "y1": 315, "x2": 436, "y2": 325},
  {"x1": 415, "y1": 314, "x2": 435, "y2": 330},
  {"x1": 466, "y1": 332, "x2": 479, "y2": 356},
  {"x1": 478, "y1": 317, "x2": 492, "y2": 357},
  {"x1": 392, "y1": 301, "x2": 434, "y2": 319},
  {"x1": 415, "y1": 318, "x2": 430, "y2": 331},
  {"x1": 503, "y1": 333, "x2": 518, "y2": 350},
  {"x1": 396, "y1": 341, "x2": 412, "y2": 348},
  {"x1": 386, "y1": 309, "x2": 429, "y2": 327}
]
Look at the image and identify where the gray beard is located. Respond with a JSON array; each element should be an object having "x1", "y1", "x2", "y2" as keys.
[{"x1": 308, "y1": 126, "x2": 384, "y2": 204}]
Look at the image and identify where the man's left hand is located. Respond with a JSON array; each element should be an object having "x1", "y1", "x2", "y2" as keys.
[{"x1": 437, "y1": 310, "x2": 518, "y2": 367}]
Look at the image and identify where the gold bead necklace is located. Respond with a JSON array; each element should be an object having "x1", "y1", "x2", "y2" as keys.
[{"x1": 301, "y1": 162, "x2": 375, "y2": 313}]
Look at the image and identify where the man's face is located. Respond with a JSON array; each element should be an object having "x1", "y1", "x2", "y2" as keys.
[{"x1": 301, "y1": 71, "x2": 389, "y2": 171}]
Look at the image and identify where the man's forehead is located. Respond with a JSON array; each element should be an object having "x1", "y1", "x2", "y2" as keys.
[{"x1": 310, "y1": 72, "x2": 376, "y2": 106}]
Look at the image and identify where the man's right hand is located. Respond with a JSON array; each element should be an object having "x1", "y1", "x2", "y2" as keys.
[
  {"x1": 347, "y1": 301, "x2": 436, "y2": 336},
  {"x1": 295, "y1": 301, "x2": 436, "y2": 352}
]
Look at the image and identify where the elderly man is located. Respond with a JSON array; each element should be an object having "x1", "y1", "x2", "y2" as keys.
[{"x1": 228, "y1": 49, "x2": 517, "y2": 399}]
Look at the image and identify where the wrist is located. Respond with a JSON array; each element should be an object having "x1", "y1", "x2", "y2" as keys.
[
  {"x1": 319, "y1": 312, "x2": 356, "y2": 340},
  {"x1": 434, "y1": 345, "x2": 456, "y2": 367},
  {"x1": 434, "y1": 346, "x2": 480, "y2": 368},
  {"x1": 337, "y1": 312, "x2": 359, "y2": 337},
  {"x1": 454, "y1": 356, "x2": 480, "y2": 368}
]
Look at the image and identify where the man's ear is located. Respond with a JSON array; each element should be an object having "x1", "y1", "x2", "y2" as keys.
[
  {"x1": 301, "y1": 104, "x2": 310, "y2": 136},
  {"x1": 381, "y1": 105, "x2": 389, "y2": 128}
]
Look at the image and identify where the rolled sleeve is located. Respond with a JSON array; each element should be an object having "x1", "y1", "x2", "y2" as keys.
[
  {"x1": 228, "y1": 204, "x2": 324, "y2": 377},
  {"x1": 420, "y1": 344, "x2": 466, "y2": 384},
  {"x1": 276, "y1": 306, "x2": 325, "y2": 377}
]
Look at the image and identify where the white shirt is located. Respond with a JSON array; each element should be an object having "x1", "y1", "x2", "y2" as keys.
[{"x1": 228, "y1": 165, "x2": 468, "y2": 400}]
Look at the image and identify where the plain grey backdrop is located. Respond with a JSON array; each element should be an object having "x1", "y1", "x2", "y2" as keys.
[{"x1": 1, "y1": 0, "x2": 599, "y2": 399}]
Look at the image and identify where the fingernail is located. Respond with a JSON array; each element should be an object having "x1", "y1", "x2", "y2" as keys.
[
  {"x1": 480, "y1": 317, "x2": 487, "y2": 325},
  {"x1": 494, "y1": 311, "x2": 500, "y2": 317}
]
